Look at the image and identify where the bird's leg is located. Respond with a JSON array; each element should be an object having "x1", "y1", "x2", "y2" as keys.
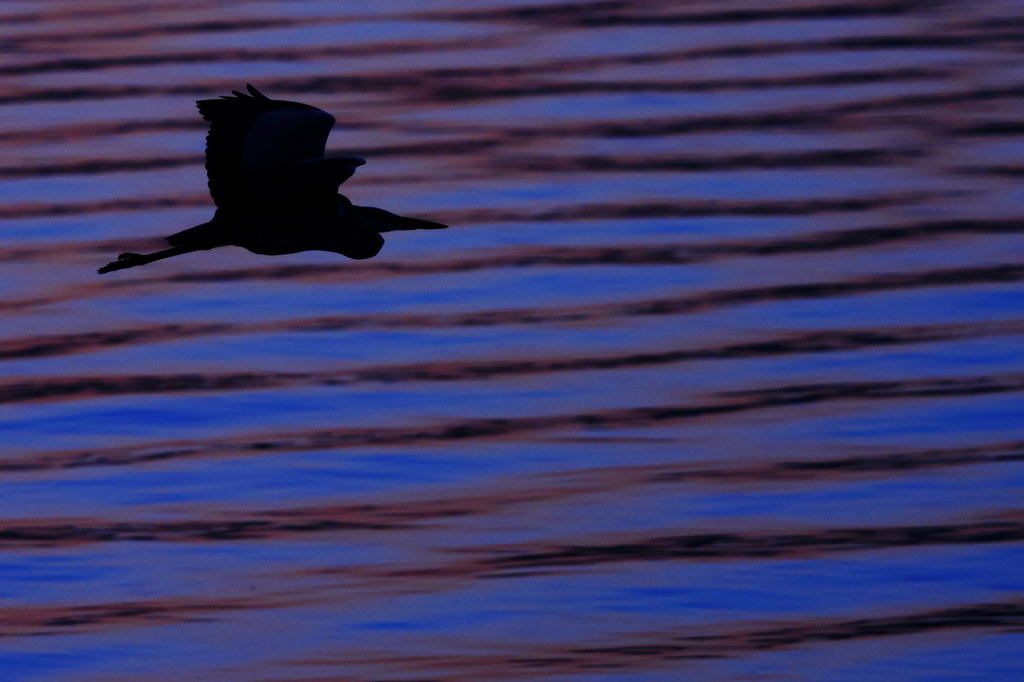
[{"x1": 97, "y1": 243, "x2": 218, "y2": 274}]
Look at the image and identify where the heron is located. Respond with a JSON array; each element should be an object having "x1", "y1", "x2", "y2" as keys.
[{"x1": 98, "y1": 84, "x2": 446, "y2": 274}]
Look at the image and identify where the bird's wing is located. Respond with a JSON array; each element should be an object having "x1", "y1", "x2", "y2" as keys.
[
  {"x1": 196, "y1": 84, "x2": 349, "y2": 208},
  {"x1": 244, "y1": 156, "x2": 366, "y2": 197}
]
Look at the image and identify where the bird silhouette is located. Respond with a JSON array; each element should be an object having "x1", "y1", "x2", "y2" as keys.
[{"x1": 99, "y1": 84, "x2": 446, "y2": 274}]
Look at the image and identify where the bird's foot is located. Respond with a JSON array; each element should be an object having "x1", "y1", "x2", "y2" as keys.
[{"x1": 99, "y1": 253, "x2": 143, "y2": 274}]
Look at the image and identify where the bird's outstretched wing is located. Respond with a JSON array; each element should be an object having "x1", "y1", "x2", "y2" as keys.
[{"x1": 196, "y1": 84, "x2": 363, "y2": 208}]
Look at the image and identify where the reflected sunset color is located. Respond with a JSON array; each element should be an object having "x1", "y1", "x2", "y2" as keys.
[{"x1": 1, "y1": 1, "x2": 1023, "y2": 680}]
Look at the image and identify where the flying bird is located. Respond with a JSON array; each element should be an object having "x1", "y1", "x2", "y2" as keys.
[{"x1": 99, "y1": 84, "x2": 446, "y2": 274}]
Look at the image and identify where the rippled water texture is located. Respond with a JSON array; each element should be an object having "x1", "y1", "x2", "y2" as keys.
[{"x1": 1, "y1": 0, "x2": 1023, "y2": 680}]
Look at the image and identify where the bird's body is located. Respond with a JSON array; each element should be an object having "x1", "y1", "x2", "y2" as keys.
[{"x1": 99, "y1": 84, "x2": 446, "y2": 274}]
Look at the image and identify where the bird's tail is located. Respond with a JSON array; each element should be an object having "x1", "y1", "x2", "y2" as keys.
[{"x1": 165, "y1": 220, "x2": 225, "y2": 246}]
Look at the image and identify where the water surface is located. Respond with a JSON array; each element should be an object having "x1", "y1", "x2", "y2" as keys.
[{"x1": 1, "y1": 1, "x2": 1023, "y2": 680}]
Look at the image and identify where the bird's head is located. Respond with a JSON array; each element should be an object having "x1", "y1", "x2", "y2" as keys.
[
  {"x1": 338, "y1": 194, "x2": 449, "y2": 233},
  {"x1": 325, "y1": 194, "x2": 385, "y2": 260}
]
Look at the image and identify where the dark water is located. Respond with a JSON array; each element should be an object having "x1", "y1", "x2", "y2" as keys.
[{"x1": 1, "y1": 1, "x2": 1023, "y2": 680}]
